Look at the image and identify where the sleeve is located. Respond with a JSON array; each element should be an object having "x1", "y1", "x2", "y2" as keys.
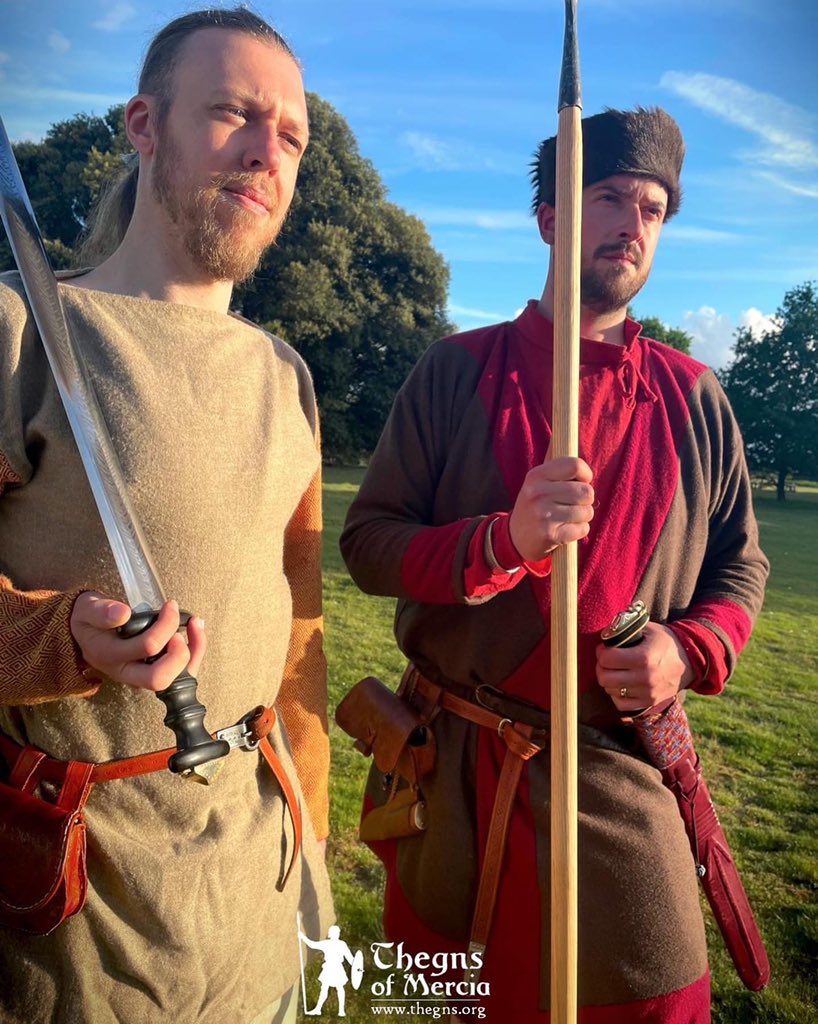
[
  {"x1": 276, "y1": 456, "x2": 330, "y2": 841},
  {"x1": 0, "y1": 281, "x2": 100, "y2": 706},
  {"x1": 0, "y1": 574, "x2": 100, "y2": 705},
  {"x1": 340, "y1": 341, "x2": 543, "y2": 606},
  {"x1": 669, "y1": 373, "x2": 769, "y2": 694}
]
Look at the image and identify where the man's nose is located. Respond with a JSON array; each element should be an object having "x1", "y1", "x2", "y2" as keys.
[
  {"x1": 242, "y1": 124, "x2": 282, "y2": 173},
  {"x1": 618, "y1": 204, "x2": 644, "y2": 241}
]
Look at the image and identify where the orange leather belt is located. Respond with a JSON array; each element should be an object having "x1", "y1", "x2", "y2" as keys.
[
  {"x1": 0, "y1": 704, "x2": 302, "y2": 891},
  {"x1": 408, "y1": 669, "x2": 547, "y2": 983}
]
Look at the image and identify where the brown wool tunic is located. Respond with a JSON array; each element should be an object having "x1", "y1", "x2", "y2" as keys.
[
  {"x1": 341, "y1": 307, "x2": 768, "y2": 1017},
  {"x1": 0, "y1": 272, "x2": 333, "y2": 1024}
]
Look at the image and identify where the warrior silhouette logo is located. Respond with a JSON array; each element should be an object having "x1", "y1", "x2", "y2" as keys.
[{"x1": 297, "y1": 915, "x2": 364, "y2": 1017}]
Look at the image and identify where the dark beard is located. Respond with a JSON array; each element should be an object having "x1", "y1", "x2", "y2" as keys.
[
  {"x1": 580, "y1": 244, "x2": 649, "y2": 315},
  {"x1": 151, "y1": 134, "x2": 285, "y2": 283}
]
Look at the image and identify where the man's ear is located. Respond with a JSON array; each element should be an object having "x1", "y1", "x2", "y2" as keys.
[
  {"x1": 536, "y1": 201, "x2": 557, "y2": 246},
  {"x1": 125, "y1": 94, "x2": 158, "y2": 157}
]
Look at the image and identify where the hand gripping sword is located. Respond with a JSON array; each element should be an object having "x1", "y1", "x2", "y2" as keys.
[
  {"x1": 0, "y1": 117, "x2": 229, "y2": 782},
  {"x1": 602, "y1": 601, "x2": 771, "y2": 991}
]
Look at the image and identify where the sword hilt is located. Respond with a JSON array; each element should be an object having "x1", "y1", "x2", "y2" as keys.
[
  {"x1": 119, "y1": 610, "x2": 230, "y2": 783},
  {"x1": 600, "y1": 599, "x2": 649, "y2": 648}
]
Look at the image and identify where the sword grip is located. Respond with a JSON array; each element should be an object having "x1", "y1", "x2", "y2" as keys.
[{"x1": 118, "y1": 609, "x2": 230, "y2": 778}]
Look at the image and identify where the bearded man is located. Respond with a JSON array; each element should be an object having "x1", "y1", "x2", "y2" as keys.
[
  {"x1": 0, "y1": 9, "x2": 331, "y2": 1023},
  {"x1": 340, "y1": 108, "x2": 768, "y2": 1021}
]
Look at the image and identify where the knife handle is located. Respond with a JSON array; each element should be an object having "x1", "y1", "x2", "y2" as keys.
[{"x1": 119, "y1": 610, "x2": 230, "y2": 778}]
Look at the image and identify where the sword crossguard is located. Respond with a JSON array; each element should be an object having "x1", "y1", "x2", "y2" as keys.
[{"x1": 118, "y1": 609, "x2": 230, "y2": 783}]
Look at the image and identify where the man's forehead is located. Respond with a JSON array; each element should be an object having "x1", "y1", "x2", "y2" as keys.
[
  {"x1": 588, "y1": 174, "x2": 669, "y2": 204},
  {"x1": 173, "y1": 27, "x2": 304, "y2": 102}
]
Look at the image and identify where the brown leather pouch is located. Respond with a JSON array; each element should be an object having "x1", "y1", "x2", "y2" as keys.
[
  {"x1": 0, "y1": 745, "x2": 94, "y2": 936},
  {"x1": 359, "y1": 786, "x2": 428, "y2": 842},
  {"x1": 335, "y1": 676, "x2": 436, "y2": 786}
]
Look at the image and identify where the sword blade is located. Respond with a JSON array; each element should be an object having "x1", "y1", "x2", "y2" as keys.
[{"x1": 0, "y1": 116, "x2": 164, "y2": 611}]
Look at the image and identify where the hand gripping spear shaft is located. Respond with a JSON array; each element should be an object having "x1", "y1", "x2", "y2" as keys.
[
  {"x1": 550, "y1": 2, "x2": 582, "y2": 1021},
  {"x1": 0, "y1": 117, "x2": 229, "y2": 781}
]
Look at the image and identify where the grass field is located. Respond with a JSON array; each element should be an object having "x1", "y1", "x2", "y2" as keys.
[{"x1": 307, "y1": 471, "x2": 818, "y2": 1023}]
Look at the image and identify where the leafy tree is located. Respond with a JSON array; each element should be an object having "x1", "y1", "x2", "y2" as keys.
[
  {"x1": 628, "y1": 307, "x2": 692, "y2": 354},
  {"x1": 0, "y1": 97, "x2": 453, "y2": 461},
  {"x1": 721, "y1": 281, "x2": 818, "y2": 500}
]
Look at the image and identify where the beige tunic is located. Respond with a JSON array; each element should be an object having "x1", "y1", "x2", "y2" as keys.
[{"x1": 0, "y1": 272, "x2": 333, "y2": 1024}]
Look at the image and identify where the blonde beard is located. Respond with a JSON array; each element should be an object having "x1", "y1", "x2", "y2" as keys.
[{"x1": 152, "y1": 136, "x2": 286, "y2": 283}]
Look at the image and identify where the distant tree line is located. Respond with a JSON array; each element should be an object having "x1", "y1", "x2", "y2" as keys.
[
  {"x1": 721, "y1": 281, "x2": 818, "y2": 500},
  {"x1": 0, "y1": 97, "x2": 454, "y2": 463},
  {"x1": 3, "y1": 103, "x2": 815, "y2": 487}
]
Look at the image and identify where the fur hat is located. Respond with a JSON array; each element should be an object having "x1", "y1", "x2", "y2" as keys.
[{"x1": 530, "y1": 106, "x2": 685, "y2": 219}]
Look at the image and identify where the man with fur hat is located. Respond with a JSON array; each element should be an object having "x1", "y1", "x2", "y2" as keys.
[{"x1": 340, "y1": 107, "x2": 767, "y2": 1020}]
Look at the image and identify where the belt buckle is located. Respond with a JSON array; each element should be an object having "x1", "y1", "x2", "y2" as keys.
[{"x1": 215, "y1": 711, "x2": 261, "y2": 753}]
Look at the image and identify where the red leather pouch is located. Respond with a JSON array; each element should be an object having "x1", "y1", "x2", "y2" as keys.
[{"x1": 0, "y1": 745, "x2": 94, "y2": 935}]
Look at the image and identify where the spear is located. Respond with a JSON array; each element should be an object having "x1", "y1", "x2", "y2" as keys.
[{"x1": 550, "y1": 1, "x2": 582, "y2": 1020}]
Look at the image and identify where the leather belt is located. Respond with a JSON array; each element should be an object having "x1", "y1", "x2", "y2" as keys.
[
  {"x1": 408, "y1": 669, "x2": 547, "y2": 982},
  {"x1": 0, "y1": 704, "x2": 301, "y2": 891}
]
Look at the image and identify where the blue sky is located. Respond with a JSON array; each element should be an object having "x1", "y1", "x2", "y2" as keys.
[{"x1": 1, "y1": 0, "x2": 816, "y2": 367}]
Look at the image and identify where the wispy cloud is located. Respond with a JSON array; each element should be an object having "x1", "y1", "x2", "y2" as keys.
[
  {"x1": 416, "y1": 206, "x2": 532, "y2": 231},
  {"x1": 449, "y1": 302, "x2": 509, "y2": 322},
  {"x1": 661, "y1": 71, "x2": 818, "y2": 171},
  {"x1": 92, "y1": 2, "x2": 136, "y2": 32},
  {"x1": 663, "y1": 224, "x2": 743, "y2": 243},
  {"x1": 47, "y1": 31, "x2": 71, "y2": 54},
  {"x1": 398, "y1": 131, "x2": 519, "y2": 174},
  {"x1": 0, "y1": 84, "x2": 124, "y2": 108},
  {"x1": 401, "y1": 132, "x2": 464, "y2": 171},
  {"x1": 753, "y1": 170, "x2": 818, "y2": 200}
]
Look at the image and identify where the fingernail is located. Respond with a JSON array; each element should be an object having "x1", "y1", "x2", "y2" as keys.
[{"x1": 106, "y1": 603, "x2": 123, "y2": 624}]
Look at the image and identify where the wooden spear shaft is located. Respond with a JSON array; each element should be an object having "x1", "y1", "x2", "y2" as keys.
[{"x1": 550, "y1": 1, "x2": 582, "y2": 1021}]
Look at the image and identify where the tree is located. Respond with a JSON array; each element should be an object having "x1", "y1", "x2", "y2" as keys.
[
  {"x1": 236, "y1": 94, "x2": 453, "y2": 459},
  {"x1": 721, "y1": 281, "x2": 818, "y2": 500},
  {"x1": 628, "y1": 308, "x2": 692, "y2": 354},
  {"x1": 0, "y1": 97, "x2": 452, "y2": 462}
]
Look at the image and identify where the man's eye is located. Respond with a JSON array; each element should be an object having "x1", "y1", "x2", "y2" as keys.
[
  {"x1": 280, "y1": 134, "x2": 302, "y2": 154},
  {"x1": 221, "y1": 106, "x2": 248, "y2": 120}
]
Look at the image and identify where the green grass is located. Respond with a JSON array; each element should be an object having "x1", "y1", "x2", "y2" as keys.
[{"x1": 309, "y1": 474, "x2": 818, "y2": 1023}]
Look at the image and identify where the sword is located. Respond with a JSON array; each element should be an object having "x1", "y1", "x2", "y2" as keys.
[
  {"x1": 602, "y1": 601, "x2": 771, "y2": 991},
  {"x1": 0, "y1": 116, "x2": 229, "y2": 782}
]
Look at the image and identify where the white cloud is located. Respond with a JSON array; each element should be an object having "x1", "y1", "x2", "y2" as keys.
[
  {"x1": 47, "y1": 31, "x2": 71, "y2": 54},
  {"x1": 417, "y1": 206, "x2": 532, "y2": 231},
  {"x1": 738, "y1": 307, "x2": 778, "y2": 338},
  {"x1": 92, "y1": 2, "x2": 136, "y2": 32},
  {"x1": 682, "y1": 304, "x2": 776, "y2": 369},
  {"x1": 448, "y1": 303, "x2": 508, "y2": 322},
  {"x1": 661, "y1": 71, "x2": 818, "y2": 171}
]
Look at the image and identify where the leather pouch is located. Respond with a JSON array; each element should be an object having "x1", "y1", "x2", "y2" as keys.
[
  {"x1": 0, "y1": 746, "x2": 94, "y2": 936},
  {"x1": 359, "y1": 786, "x2": 428, "y2": 841},
  {"x1": 335, "y1": 676, "x2": 436, "y2": 785}
]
